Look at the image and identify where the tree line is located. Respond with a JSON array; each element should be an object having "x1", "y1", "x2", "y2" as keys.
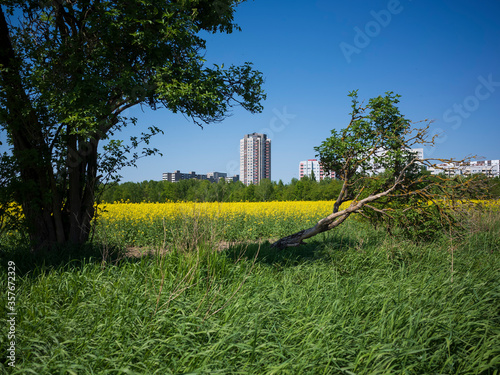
[
  {"x1": 99, "y1": 177, "x2": 343, "y2": 203},
  {"x1": 99, "y1": 175, "x2": 500, "y2": 204}
]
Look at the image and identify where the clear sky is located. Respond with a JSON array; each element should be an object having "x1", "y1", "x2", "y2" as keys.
[{"x1": 4, "y1": 0, "x2": 500, "y2": 183}]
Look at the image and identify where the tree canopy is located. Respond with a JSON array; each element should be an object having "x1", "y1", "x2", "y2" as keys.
[{"x1": 0, "y1": 0, "x2": 265, "y2": 249}]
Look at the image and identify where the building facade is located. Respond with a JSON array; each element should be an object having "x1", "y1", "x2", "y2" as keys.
[
  {"x1": 240, "y1": 133, "x2": 271, "y2": 185},
  {"x1": 299, "y1": 159, "x2": 329, "y2": 181},
  {"x1": 371, "y1": 148, "x2": 424, "y2": 175},
  {"x1": 428, "y1": 160, "x2": 500, "y2": 178},
  {"x1": 162, "y1": 171, "x2": 239, "y2": 183}
]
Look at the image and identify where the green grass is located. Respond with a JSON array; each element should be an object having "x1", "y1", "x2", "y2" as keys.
[{"x1": 1, "y1": 211, "x2": 499, "y2": 374}]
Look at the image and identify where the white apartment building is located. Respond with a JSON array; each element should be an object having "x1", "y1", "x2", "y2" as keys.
[
  {"x1": 428, "y1": 160, "x2": 500, "y2": 178},
  {"x1": 240, "y1": 133, "x2": 271, "y2": 185},
  {"x1": 299, "y1": 159, "x2": 329, "y2": 181},
  {"x1": 411, "y1": 148, "x2": 424, "y2": 161},
  {"x1": 371, "y1": 148, "x2": 424, "y2": 175}
]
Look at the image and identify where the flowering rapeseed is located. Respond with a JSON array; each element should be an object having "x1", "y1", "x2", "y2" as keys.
[{"x1": 94, "y1": 201, "x2": 349, "y2": 247}]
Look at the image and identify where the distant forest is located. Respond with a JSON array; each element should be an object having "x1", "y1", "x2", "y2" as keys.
[{"x1": 99, "y1": 175, "x2": 500, "y2": 203}]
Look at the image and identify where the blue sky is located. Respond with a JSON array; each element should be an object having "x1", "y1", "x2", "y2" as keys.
[
  {"x1": 3, "y1": 0, "x2": 500, "y2": 183},
  {"x1": 119, "y1": 0, "x2": 499, "y2": 183}
]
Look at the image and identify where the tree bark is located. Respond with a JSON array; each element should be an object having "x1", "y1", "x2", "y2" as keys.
[
  {"x1": 0, "y1": 7, "x2": 61, "y2": 248},
  {"x1": 271, "y1": 213, "x2": 351, "y2": 249},
  {"x1": 0, "y1": 7, "x2": 95, "y2": 250},
  {"x1": 67, "y1": 137, "x2": 99, "y2": 244}
]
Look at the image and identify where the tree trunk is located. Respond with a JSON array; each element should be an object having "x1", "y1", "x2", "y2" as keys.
[
  {"x1": 271, "y1": 183, "x2": 400, "y2": 249},
  {"x1": 16, "y1": 139, "x2": 99, "y2": 250},
  {"x1": 1, "y1": 7, "x2": 62, "y2": 249},
  {"x1": 67, "y1": 136, "x2": 99, "y2": 244},
  {"x1": 1, "y1": 7, "x2": 97, "y2": 250},
  {"x1": 271, "y1": 212, "x2": 351, "y2": 249}
]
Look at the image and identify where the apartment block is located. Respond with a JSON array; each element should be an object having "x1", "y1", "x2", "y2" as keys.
[
  {"x1": 299, "y1": 159, "x2": 329, "y2": 181},
  {"x1": 162, "y1": 171, "x2": 239, "y2": 183},
  {"x1": 240, "y1": 133, "x2": 271, "y2": 185},
  {"x1": 371, "y1": 148, "x2": 424, "y2": 175},
  {"x1": 428, "y1": 159, "x2": 500, "y2": 178}
]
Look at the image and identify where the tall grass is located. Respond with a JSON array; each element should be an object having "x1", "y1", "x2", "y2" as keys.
[{"x1": 1, "y1": 208, "x2": 499, "y2": 374}]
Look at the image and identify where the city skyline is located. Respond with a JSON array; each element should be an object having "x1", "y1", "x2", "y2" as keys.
[
  {"x1": 4, "y1": 2, "x2": 496, "y2": 183},
  {"x1": 114, "y1": 1, "x2": 499, "y2": 184}
]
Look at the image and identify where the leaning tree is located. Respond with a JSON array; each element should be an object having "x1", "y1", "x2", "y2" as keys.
[
  {"x1": 272, "y1": 91, "x2": 483, "y2": 249},
  {"x1": 0, "y1": 0, "x2": 265, "y2": 249}
]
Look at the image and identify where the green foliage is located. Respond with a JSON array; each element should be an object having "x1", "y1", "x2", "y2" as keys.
[
  {"x1": 371, "y1": 199, "x2": 457, "y2": 242},
  {"x1": 98, "y1": 177, "x2": 344, "y2": 203},
  {"x1": 487, "y1": 176, "x2": 500, "y2": 198},
  {"x1": 0, "y1": 154, "x2": 23, "y2": 239},
  {"x1": 316, "y1": 91, "x2": 415, "y2": 181}
]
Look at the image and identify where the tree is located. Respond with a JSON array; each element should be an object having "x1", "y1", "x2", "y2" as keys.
[
  {"x1": 213, "y1": 178, "x2": 228, "y2": 202},
  {"x1": 255, "y1": 178, "x2": 274, "y2": 201},
  {"x1": 244, "y1": 183, "x2": 256, "y2": 202},
  {"x1": 227, "y1": 180, "x2": 245, "y2": 202},
  {"x1": 272, "y1": 91, "x2": 483, "y2": 249},
  {"x1": 309, "y1": 169, "x2": 316, "y2": 182},
  {"x1": 0, "y1": 1, "x2": 265, "y2": 249},
  {"x1": 489, "y1": 176, "x2": 500, "y2": 198}
]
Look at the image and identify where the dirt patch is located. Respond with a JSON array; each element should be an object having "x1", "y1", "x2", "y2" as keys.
[
  {"x1": 124, "y1": 246, "x2": 169, "y2": 258},
  {"x1": 123, "y1": 239, "x2": 274, "y2": 258}
]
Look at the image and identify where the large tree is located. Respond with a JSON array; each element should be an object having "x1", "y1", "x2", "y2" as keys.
[
  {"x1": 0, "y1": 0, "x2": 265, "y2": 249},
  {"x1": 272, "y1": 91, "x2": 482, "y2": 249}
]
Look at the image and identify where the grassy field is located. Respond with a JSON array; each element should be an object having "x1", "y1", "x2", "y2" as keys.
[{"x1": 1, "y1": 203, "x2": 499, "y2": 374}]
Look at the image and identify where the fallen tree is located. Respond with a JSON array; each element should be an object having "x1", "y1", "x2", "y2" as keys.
[{"x1": 272, "y1": 91, "x2": 483, "y2": 249}]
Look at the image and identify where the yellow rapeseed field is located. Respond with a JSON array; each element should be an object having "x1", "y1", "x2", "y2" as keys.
[
  {"x1": 3, "y1": 199, "x2": 498, "y2": 247},
  {"x1": 93, "y1": 199, "x2": 499, "y2": 247},
  {"x1": 97, "y1": 199, "x2": 499, "y2": 224},
  {"x1": 98, "y1": 201, "x2": 341, "y2": 223}
]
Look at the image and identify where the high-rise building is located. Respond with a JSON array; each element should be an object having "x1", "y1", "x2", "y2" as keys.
[
  {"x1": 299, "y1": 159, "x2": 329, "y2": 181},
  {"x1": 240, "y1": 133, "x2": 271, "y2": 185}
]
